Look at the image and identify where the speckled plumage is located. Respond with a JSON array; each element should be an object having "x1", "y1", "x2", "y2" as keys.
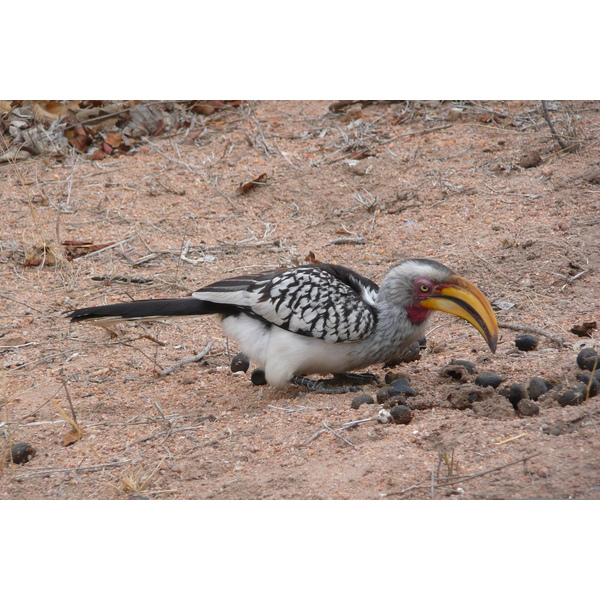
[{"x1": 67, "y1": 259, "x2": 491, "y2": 388}]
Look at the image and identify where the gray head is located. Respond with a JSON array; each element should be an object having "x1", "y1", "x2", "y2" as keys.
[{"x1": 379, "y1": 258, "x2": 498, "y2": 352}]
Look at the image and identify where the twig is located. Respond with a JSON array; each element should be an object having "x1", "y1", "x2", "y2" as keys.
[
  {"x1": 382, "y1": 452, "x2": 542, "y2": 498},
  {"x1": 14, "y1": 459, "x2": 133, "y2": 480},
  {"x1": 541, "y1": 101, "x2": 567, "y2": 150},
  {"x1": 72, "y1": 236, "x2": 136, "y2": 261},
  {"x1": 498, "y1": 322, "x2": 565, "y2": 347},
  {"x1": 383, "y1": 123, "x2": 453, "y2": 144},
  {"x1": 325, "y1": 237, "x2": 366, "y2": 246},
  {"x1": 0, "y1": 293, "x2": 46, "y2": 314},
  {"x1": 322, "y1": 422, "x2": 355, "y2": 447},
  {"x1": 159, "y1": 340, "x2": 214, "y2": 377}
]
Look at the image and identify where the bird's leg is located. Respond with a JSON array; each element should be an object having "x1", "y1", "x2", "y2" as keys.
[
  {"x1": 290, "y1": 376, "x2": 362, "y2": 394},
  {"x1": 331, "y1": 372, "x2": 380, "y2": 386}
]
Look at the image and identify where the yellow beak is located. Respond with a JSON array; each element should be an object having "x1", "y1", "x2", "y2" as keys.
[{"x1": 419, "y1": 275, "x2": 498, "y2": 353}]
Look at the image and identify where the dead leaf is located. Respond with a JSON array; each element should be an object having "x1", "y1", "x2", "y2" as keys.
[
  {"x1": 62, "y1": 428, "x2": 83, "y2": 447},
  {"x1": 304, "y1": 251, "x2": 321, "y2": 263},
  {"x1": 103, "y1": 132, "x2": 122, "y2": 148},
  {"x1": 32, "y1": 101, "x2": 69, "y2": 125},
  {"x1": 570, "y1": 321, "x2": 597, "y2": 337},
  {"x1": 239, "y1": 173, "x2": 268, "y2": 194},
  {"x1": 66, "y1": 124, "x2": 92, "y2": 152},
  {"x1": 88, "y1": 149, "x2": 107, "y2": 161},
  {"x1": 23, "y1": 244, "x2": 59, "y2": 267},
  {"x1": 61, "y1": 240, "x2": 114, "y2": 260}
]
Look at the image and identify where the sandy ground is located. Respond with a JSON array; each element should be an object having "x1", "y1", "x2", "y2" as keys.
[{"x1": 1, "y1": 100, "x2": 599, "y2": 500}]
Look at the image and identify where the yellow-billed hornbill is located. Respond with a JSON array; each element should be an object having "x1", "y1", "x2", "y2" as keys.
[{"x1": 67, "y1": 259, "x2": 498, "y2": 392}]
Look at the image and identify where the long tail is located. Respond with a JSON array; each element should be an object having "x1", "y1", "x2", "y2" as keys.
[{"x1": 66, "y1": 297, "x2": 224, "y2": 325}]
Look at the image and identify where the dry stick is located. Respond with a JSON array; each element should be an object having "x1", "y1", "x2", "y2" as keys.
[
  {"x1": 72, "y1": 237, "x2": 136, "y2": 261},
  {"x1": 322, "y1": 422, "x2": 355, "y2": 448},
  {"x1": 159, "y1": 340, "x2": 214, "y2": 377},
  {"x1": 61, "y1": 378, "x2": 79, "y2": 426},
  {"x1": 498, "y1": 322, "x2": 565, "y2": 347},
  {"x1": 541, "y1": 101, "x2": 567, "y2": 150},
  {"x1": 325, "y1": 237, "x2": 366, "y2": 246},
  {"x1": 382, "y1": 452, "x2": 542, "y2": 498},
  {"x1": 14, "y1": 459, "x2": 133, "y2": 480},
  {"x1": 0, "y1": 293, "x2": 46, "y2": 314}
]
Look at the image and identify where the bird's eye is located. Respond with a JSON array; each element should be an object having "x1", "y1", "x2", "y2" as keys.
[{"x1": 419, "y1": 283, "x2": 431, "y2": 293}]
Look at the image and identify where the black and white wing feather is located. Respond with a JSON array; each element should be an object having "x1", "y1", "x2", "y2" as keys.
[{"x1": 193, "y1": 264, "x2": 379, "y2": 343}]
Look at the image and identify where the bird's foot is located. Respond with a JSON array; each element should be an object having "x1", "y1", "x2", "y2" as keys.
[
  {"x1": 331, "y1": 372, "x2": 380, "y2": 386},
  {"x1": 291, "y1": 376, "x2": 362, "y2": 394}
]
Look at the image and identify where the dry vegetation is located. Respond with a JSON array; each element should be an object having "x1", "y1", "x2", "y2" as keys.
[{"x1": 1, "y1": 100, "x2": 599, "y2": 499}]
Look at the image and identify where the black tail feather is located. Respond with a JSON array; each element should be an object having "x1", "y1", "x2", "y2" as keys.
[{"x1": 67, "y1": 297, "x2": 225, "y2": 323}]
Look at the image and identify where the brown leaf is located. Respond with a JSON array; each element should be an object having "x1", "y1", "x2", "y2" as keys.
[
  {"x1": 61, "y1": 241, "x2": 114, "y2": 260},
  {"x1": 67, "y1": 124, "x2": 92, "y2": 152},
  {"x1": 62, "y1": 428, "x2": 83, "y2": 447},
  {"x1": 570, "y1": 321, "x2": 597, "y2": 338},
  {"x1": 304, "y1": 251, "x2": 322, "y2": 263},
  {"x1": 104, "y1": 132, "x2": 122, "y2": 148},
  {"x1": 88, "y1": 149, "x2": 107, "y2": 161},
  {"x1": 239, "y1": 173, "x2": 268, "y2": 194}
]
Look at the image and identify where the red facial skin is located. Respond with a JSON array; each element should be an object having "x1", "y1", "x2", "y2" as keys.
[{"x1": 405, "y1": 277, "x2": 443, "y2": 324}]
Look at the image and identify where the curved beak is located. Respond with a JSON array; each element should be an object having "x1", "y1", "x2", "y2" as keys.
[{"x1": 419, "y1": 275, "x2": 498, "y2": 353}]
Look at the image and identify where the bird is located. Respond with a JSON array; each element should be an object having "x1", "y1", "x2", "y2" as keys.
[{"x1": 66, "y1": 258, "x2": 498, "y2": 392}]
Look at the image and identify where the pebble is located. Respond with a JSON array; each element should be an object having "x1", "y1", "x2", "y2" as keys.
[
  {"x1": 474, "y1": 372, "x2": 504, "y2": 389},
  {"x1": 557, "y1": 388, "x2": 585, "y2": 407},
  {"x1": 453, "y1": 360, "x2": 476, "y2": 374},
  {"x1": 389, "y1": 379, "x2": 417, "y2": 396},
  {"x1": 384, "y1": 372, "x2": 410, "y2": 384},
  {"x1": 250, "y1": 369, "x2": 268, "y2": 386},
  {"x1": 576, "y1": 348, "x2": 599, "y2": 372},
  {"x1": 10, "y1": 443, "x2": 36, "y2": 464},
  {"x1": 389, "y1": 405, "x2": 413, "y2": 425},
  {"x1": 515, "y1": 334, "x2": 539, "y2": 351},
  {"x1": 517, "y1": 398, "x2": 540, "y2": 416},
  {"x1": 527, "y1": 376, "x2": 550, "y2": 400},
  {"x1": 231, "y1": 353, "x2": 250, "y2": 373},
  {"x1": 507, "y1": 383, "x2": 527, "y2": 409},
  {"x1": 376, "y1": 388, "x2": 391, "y2": 404},
  {"x1": 350, "y1": 394, "x2": 375, "y2": 410},
  {"x1": 576, "y1": 373, "x2": 599, "y2": 398}
]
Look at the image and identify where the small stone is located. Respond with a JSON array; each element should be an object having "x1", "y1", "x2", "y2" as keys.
[
  {"x1": 474, "y1": 372, "x2": 504, "y2": 389},
  {"x1": 350, "y1": 394, "x2": 375, "y2": 410},
  {"x1": 250, "y1": 369, "x2": 267, "y2": 386},
  {"x1": 527, "y1": 376, "x2": 550, "y2": 400},
  {"x1": 400, "y1": 341, "x2": 421, "y2": 363},
  {"x1": 384, "y1": 372, "x2": 410, "y2": 384},
  {"x1": 507, "y1": 383, "x2": 526, "y2": 409},
  {"x1": 376, "y1": 388, "x2": 391, "y2": 404},
  {"x1": 388, "y1": 379, "x2": 417, "y2": 396},
  {"x1": 231, "y1": 353, "x2": 250, "y2": 373},
  {"x1": 515, "y1": 334, "x2": 538, "y2": 351},
  {"x1": 536, "y1": 466, "x2": 549, "y2": 478},
  {"x1": 557, "y1": 388, "x2": 585, "y2": 407},
  {"x1": 518, "y1": 151, "x2": 542, "y2": 169},
  {"x1": 576, "y1": 348, "x2": 599, "y2": 372},
  {"x1": 10, "y1": 443, "x2": 36, "y2": 465},
  {"x1": 453, "y1": 360, "x2": 476, "y2": 374},
  {"x1": 389, "y1": 404, "x2": 413, "y2": 425},
  {"x1": 576, "y1": 347, "x2": 597, "y2": 369},
  {"x1": 517, "y1": 398, "x2": 540, "y2": 416},
  {"x1": 576, "y1": 373, "x2": 599, "y2": 398}
]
